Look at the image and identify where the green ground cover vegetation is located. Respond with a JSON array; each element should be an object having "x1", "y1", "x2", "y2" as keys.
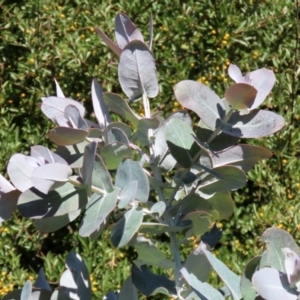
[{"x1": 0, "y1": 0, "x2": 298, "y2": 298}]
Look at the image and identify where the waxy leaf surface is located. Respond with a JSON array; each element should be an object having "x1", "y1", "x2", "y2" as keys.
[
  {"x1": 252, "y1": 268, "x2": 297, "y2": 300},
  {"x1": 181, "y1": 267, "x2": 225, "y2": 300},
  {"x1": 131, "y1": 265, "x2": 176, "y2": 296},
  {"x1": 79, "y1": 189, "x2": 118, "y2": 237},
  {"x1": 115, "y1": 159, "x2": 149, "y2": 203},
  {"x1": 165, "y1": 118, "x2": 197, "y2": 168},
  {"x1": 118, "y1": 40, "x2": 158, "y2": 100},
  {"x1": 18, "y1": 183, "x2": 87, "y2": 219},
  {"x1": 220, "y1": 109, "x2": 286, "y2": 138},
  {"x1": 115, "y1": 13, "x2": 144, "y2": 49},
  {"x1": 174, "y1": 80, "x2": 225, "y2": 129},
  {"x1": 91, "y1": 79, "x2": 111, "y2": 128},
  {"x1": 111, "y1": 206, "x2": 143, "y2": 247},
  {"x1": 103, "y1": 92, "x2": 141, "y2": 126}
]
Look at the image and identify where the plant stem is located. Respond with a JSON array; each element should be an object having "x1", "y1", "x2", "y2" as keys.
[
  {"x1": 142, "y1": 92, "x2": 182, "y2": 296},
  {"x1": 206, "y1": 108, "x2": 234, "y2": 144}
]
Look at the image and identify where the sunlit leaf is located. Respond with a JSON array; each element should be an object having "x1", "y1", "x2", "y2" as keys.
[
  {"x1": 252, "y1": 268, "x2": 297, "y2": 300},
  {"x1": 118, "y1": 40, "x2": 158, "y2": 100},
  {"x1": 174, "y1": 80, "x2": 225, "y2": 129},
  {"x1": 111, "y1": 206, "x2": 143, "y2": 247},
  {"x1": 115, "y1": 159, "x2": 149, "y2": 203},
  {"x1": 91, "y1": 79, "x2": 111, "y2": 128}
]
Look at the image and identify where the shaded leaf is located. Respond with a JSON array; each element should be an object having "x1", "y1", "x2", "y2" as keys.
[
  {"x1": 48, "y1": 127, "x2": 88, "y2": 146},
  {"x1": 18, "y1": 183, "x2": 87, "y2": 219},
  {"x1": 259, "y1": 228, "x2": 300, "y2": 272},
  {"x1": 198, "y1": 166, "x2": 247, "y2": 194},
  {"x1": 165, "y1": 118, "x2": 197, "y2": 168},
  {"x1": 137, "y1": 117, "x2": 160, "y2": 146},
  {"x1": 64, "y1": 105, "x2": 88, "y2": 131},
  {"x1": 196, "y1": 121, "x2": 239, "y2": 152},
  {"x1": 183, "y1": 245, "x2": 211, "y2": 283},
  {"x1": 34, "y1": 269, "x2": 51, "y2": 291},
  {"x1": 92, "y1": 154, "x2": 114, "y2": 193},
  {"x1": 183, "y1": 211, "x2": 212, "y2": 235},
  {"x1": 79, "y1": 189, "x2": 119, "y2": 237},
  {"x1": 131, "y1": 264, "x2": 176, "y2": 296},
  {"x1": 174, "y1": 80, "x2": 225, "y2": 129},
  {"x1": 100, "y1": 143, "x2": 132, "y2": 170},
  {"x1": 220, "y1": 109, "x2": 286, "y2": 138},
  {"x1": 56, "y1": 140, "x2": 89, "y2": 168},
  {"x1": 201, "y1": 225, "x2": 223, "y2": 248},
  {"x1": 207, "y1": 192, "x2": 234, "y2": 220},
  {"x1": 81, "y1": 142, "x2": 97, "y2": 196},
  {"x1": 103, "y1": 92, "x2": 141, "y2": 126},
  {"x1": 34, "y1": 209, "x2": 81, "y2": 233},
  {"x1": 0, "y1": 189, "x2": 20, "y2": 223},
  {"x1": 154, "y1": 111, "x2": 192, "y2": 171},
  {"x1": 111, "y1": 206, "x2": 143, "y2": 247},
  {"x1": 119, "y1": 276, "x2": 138, "y2": 300},
  {"x1": 118, "y1": 40, "x2": 158, "y2": 100},
  {"x1": 107, "y1": 127, "x2": 129, "y2": 144},
  {"x1": 211, "y1": 144, "x2": 272, "y2": 172},
  {"x1": 240, "y1": 256, "x2": 261, "y2": 300},
  {"x1": 225, "y1": 83, "x2": 257, "y2": 110}
]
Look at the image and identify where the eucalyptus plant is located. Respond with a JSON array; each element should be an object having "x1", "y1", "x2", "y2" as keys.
[{"x1": 0, "y1": 13, "x2": 290, "y2": 300}]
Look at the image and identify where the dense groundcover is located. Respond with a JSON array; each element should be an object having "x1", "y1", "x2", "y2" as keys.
[{"x1": 0, "y1": 0, "x2": 299, "y2": 298}]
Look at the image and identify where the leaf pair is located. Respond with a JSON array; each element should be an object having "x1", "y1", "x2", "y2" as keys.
[
  {"x1": 96, "y1": 13, "x2": 158, "y2": 101},
  {"x1": 174, "y1": 79, "x2": 285, "y2": 138},
  {"x1": 7, "y1": 146, "x2": 72, "y2": 194}
]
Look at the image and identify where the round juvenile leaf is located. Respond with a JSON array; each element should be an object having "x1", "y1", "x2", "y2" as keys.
[
  {"x1": 118, "y1": 40, "x2": 158, "y2": 100},
  {"x1": 100, "y1": 143, "x2": 132, "y2": 170},
  {"x1": 79, "y1": 189, "x2": 119, "y2": 237},
  {"x1": 115, "y1": 159, "x2": 149, "y2": 203},
  {"x1": 165, "y1": 118, "x2": 197, "y2": 168},
  {"x1": 225, "y1": 83, "x2": 257, "y2": 110},
  {"x1": 174, "y1": 80, "x2": 225, "y2": 129},
  {"x1": 115, "y1": 13, "x2": 144, "y2": 49},
  {"x1": 220, "y1": 109, "x2": 286, "y2": 138},
  {"x1": 103, "y1": 92, "x2": 141, "y2": 126},
  {"x1": 252, "y1": 268, "x2": 297, "y2": 300},
  {"x1": 111, "y1": 206, "x2": 143, "y2": 247}
]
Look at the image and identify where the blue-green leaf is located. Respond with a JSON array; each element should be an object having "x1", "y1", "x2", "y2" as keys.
[
  {"x1": 202, "y1": 249, "x2": 242, "y2": 300},
  {"x1": 79, "y1": 189, "x2": 119, "y2": 237},
  {"x1": 111, "y1": 206, "x2": 143, "y2": 247},
  {"x1": 115, "y1": 159, "x2": 149, "y2": 203}
]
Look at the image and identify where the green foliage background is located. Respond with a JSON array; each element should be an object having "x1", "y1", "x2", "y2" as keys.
[{"x1": 0, "y1": 0, "x2": 298, "y2": 298}]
